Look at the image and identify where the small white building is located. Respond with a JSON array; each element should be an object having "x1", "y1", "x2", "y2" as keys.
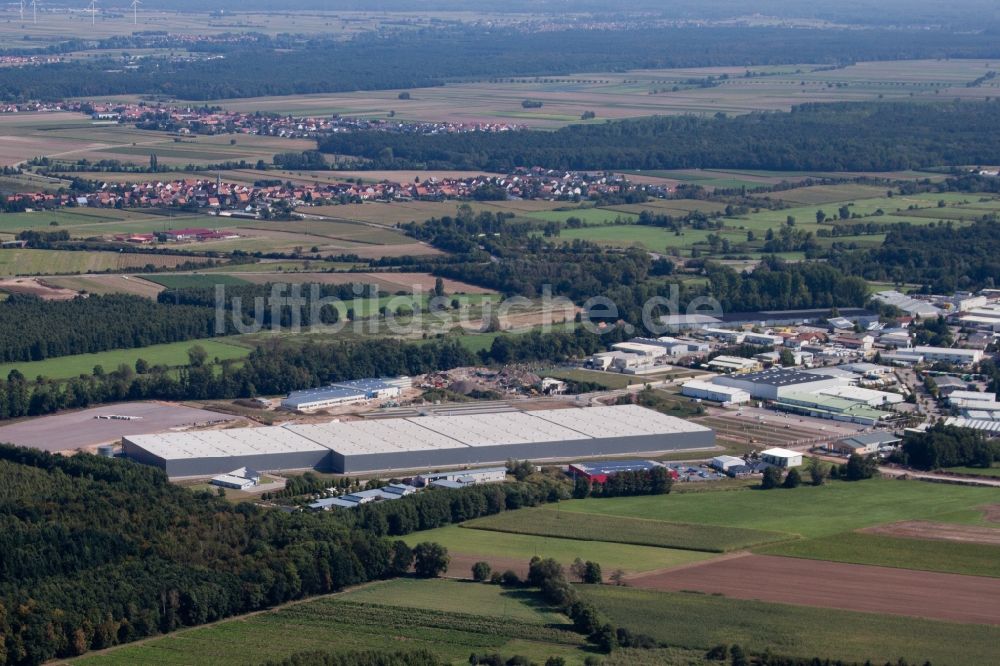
[
  {"x1": 707, "y1": 355, "x2": 762, "y2": 374},
  {"x1": 711, "y1": 455, "x2": 745, "y2": 472},
  {"x1": 611, "y1": 341, "x2": 669, "y2": 358},
  {"x1": 210, "y1": 467, "x2": 261, "y2": 490},
  {"x1": 415, "y1": 466, "x2": 507, "y2": 487},
  {"x1": 682, "y1": 380, "x2": 751, "y2": 405},
  {"x1": 759, "y1": 447, "x2": 803, "y2": 468}
]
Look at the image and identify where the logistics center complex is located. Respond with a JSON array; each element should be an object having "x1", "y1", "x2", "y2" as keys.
[{"x1": 122, "y1": 404, "x2": 716, "y2": 478}]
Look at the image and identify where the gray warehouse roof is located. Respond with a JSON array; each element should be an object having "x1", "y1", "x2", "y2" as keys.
[
  {"x1": 125, "y1": 405, "x2": 712, "y2": 463},
  {"x1": 282, "y1": 386, "x2": 366, "y2": 408},
  {"x1": 725, "y1": 368, "x2": 837, "y2": 387}
]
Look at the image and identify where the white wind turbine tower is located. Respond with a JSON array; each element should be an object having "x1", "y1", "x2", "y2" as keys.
[
  {"x1": 130, "y1": 0, "x2": 140, "y2": 25},
  {"x1": 19, "y1": 0, "x2": 24, "y2": 21},
  {"x1": 30, "y1": 0, "x2": 37, "y2": 23},
  {"x1": 88, "y1": 0, "x2": 97, "y2": 25}
]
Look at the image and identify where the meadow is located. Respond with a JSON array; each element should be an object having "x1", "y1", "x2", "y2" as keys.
[
  {"x1": 0, "y1": 337, "x2": 250, "y2": 381},
  {"x1": 463, "y1": 507, "x2": 790, "y2": 553},
  {"x1": 557, "y1": 479, "x2": 997, "y2": 538},
  {"x1": 756, "y1": 531, "x2": 1000, "y2": 578},
  {"x1": 71, "y1": 579, "x2": 591, "y2": 666},
  {"x1": 400, "y1": 524, "x2": 716, "y2": 574},
  {"x1": 581, "y1": 586, "x2": 1000, "y2": 666}
]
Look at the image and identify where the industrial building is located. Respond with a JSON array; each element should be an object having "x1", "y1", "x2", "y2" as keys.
[
  {"x1": 682, "y1": 380, "x2": 751, "y2": 405},
  {"x1": 662, "y1": 308, "x2": 878, "y2": 330},
  {"x1": 122, "y1": 404, "x2": 716, "y2": 477},
  {"x1": 567, "y1": 459, "x2": 675, "y2": 483},
  {"x1": 912, "y1": 346, "x2": 984, "y2": 366},
  {"x1": 707, "y1": 355, "x2": 762, "y2": 374},
  {"x1": 713, "y1": 368, "x2": 847, "y2": 401},
  {"x1": 415, "y1": 467, "x2": 508, "y2": 487},
  {"x1": 710, "y1": 455, "x2": 745, "y2": 473},
  {"x1": 281, "y1": 377, "x2": 405, "y2": 411}
]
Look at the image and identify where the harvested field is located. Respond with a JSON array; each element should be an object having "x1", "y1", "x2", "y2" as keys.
[
  {"x1": 627, "y1": 554, "x2": 1000, "y2": 625},
  {"x1": 0, "y1": 401, "x2": 245, "y2": 452},
  {"x1": 0, "y1": 249, "x2": 215, "y2": 276},
  {"x1": 236, "y1": 271, "x2": 493, "y2": 293},
  {"x1": 0, "y1": 277, "x2": 78, "y2": 300},
  {"x1": 985, "y1": 504, "x2": 1000, "y2": 523},
  {"x1": 862, "y1": 520, "x2": 1000, "y2": 546}
]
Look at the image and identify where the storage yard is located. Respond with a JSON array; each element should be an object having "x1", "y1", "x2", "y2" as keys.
[
  {"x1": 122, "y1": 404, "x2": 716, "y2": 477},
  {"x1": 0, "y1": 401, "x2": 245, "y2": 452}
]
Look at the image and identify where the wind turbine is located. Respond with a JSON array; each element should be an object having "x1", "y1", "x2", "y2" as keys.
[
  {"x1": 19, "y1": 0, "x2": 24, "y2": 21},
  {"x1": 88, "y1": 0, "x2": 97, "y2": 25},
  {"x1": 130, "y1": 0, "x2": 140, "y2": 25},
  {"x1": 30, "y1": 0, "x2": 36, "y2": 23}
]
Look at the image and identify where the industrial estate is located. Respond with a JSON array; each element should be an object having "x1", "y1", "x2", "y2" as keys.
[{"x1": 2, "y1": 2, "x2": 1000, "y2": 666}]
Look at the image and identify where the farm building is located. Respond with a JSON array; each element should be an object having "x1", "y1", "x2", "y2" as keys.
[
  {"x1": 682, "y1": 380, "x2": 751, "y2": 405},
  {"x1": 567, "y1": 459, "x2": 676, "y2": 483},
  {"x1": 122, "y1": 404, "x2": 716, "y2": 477},
  {"x1": 713, "y1": 368, "x2": 847, "y2": 401},
  {"x1": 759, "y1": 447, "x2": 803, "y2": 468}
]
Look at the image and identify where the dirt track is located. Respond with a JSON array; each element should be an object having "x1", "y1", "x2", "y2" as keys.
[
  {"x1": 862, "y1": 520, "x2": 1000, "y2": 546},
  {"x1": 627, "y1": 554, "x2": 1000, "y2": 625}
]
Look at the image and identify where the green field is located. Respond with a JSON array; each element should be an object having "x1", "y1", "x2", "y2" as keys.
[
  {"x1": 523, "y1": 208, "x2": 638, "y2": 226},
  {"x1": 557, "y1": 478, "x2": 997, "y2": 538},
  {"x1": 401, "y1": 524, "x2": 716, "y2": 574},
  {"x1": 73, "y1": 579, "x2": 591, "y2": 666},
  {"x1": 463, "y1": 507, "x2": 790, "y2": 553},
  {"x1": 537, "y1": 367, "x2": 637, "y2": 389},
  {"x1": 581, "y1": 586, "x2": 1000, "y2": 666},
  {"x1": 944, "y1": 464, "x2": 1000, "y2": 478},
  {"x1": 757, "y1": 531, "x2": 1000, "y2": 578},
  {"x1": 0, "y1": 337, "x2": 250, "y2": 381}
]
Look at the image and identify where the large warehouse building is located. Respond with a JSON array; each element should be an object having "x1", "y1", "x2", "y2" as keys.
[
  {"x1": 712, "y1": 368, "x2": 848, "y2": 401},
  {"x1": 122, "y1": 404, "x2": 716, "y2": 477}
]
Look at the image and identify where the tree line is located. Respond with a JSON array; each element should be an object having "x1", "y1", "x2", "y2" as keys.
[{"x1": 319, "y1": 101, "x2": 1000, "y2": 173}]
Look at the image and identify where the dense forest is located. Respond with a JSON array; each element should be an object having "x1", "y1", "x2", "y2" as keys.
[
  {"x1": 0, "y1": 294, "x2": 219, "y2": 363},
  {"x1": 895, "y1": 424, "x2": 999, "y2": 470},
  {"x1": 320, "y1": 101, "x2": 1000, "y2": 172},
  {"x1": 4, "y1": 27, "x2": 1000, "y2": 101},
  {"x1": 0, "y1": 445, "x2": 570, "y2": 665},
  {"x1": 829, "y1": 220, "x2": 1000, "y2": 291}
]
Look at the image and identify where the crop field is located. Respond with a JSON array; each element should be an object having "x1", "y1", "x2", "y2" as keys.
[
  {"x1": 305, "y1": 200, "x2": 492, "y2": 226},
  {"x1": 0, "y1": 248, "x2": 215, "y2": 276},
  {"x1": 759, "y1": 183, "x2": 892, "y2": 205},
  {"x1": 0, "y1": 337, "x2": 250, "y2": 381},
  {"x1": 463, "y1": 507, "x2": 789, "y2": 552},
  {"x1": 207, "y1": 59, "x2": 1000, "y2": 128},
  {"x1": 140, "y1": 274, "x2": 252, "y2": 289},
  {"x1": 72, "y1": 581, "x2": 590, "y2": 666},
  {"x1": 580, "y1": 585, "x2": 1000, "y2": 665},
  {"x1": 400, "y1": 524, "x2": 716, "y2": 575},
  {"x1": 625, "y1": 553, "x2": 1000, "y2": 625}
]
